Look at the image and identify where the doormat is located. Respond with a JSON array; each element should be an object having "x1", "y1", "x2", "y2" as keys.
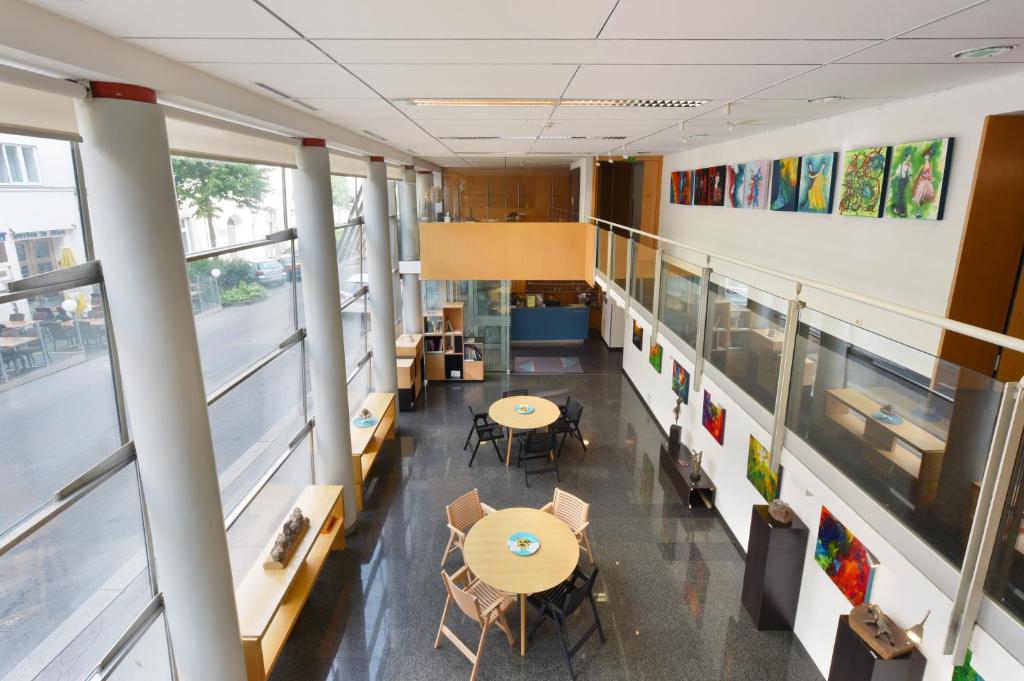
[{"x1": 514, "y1": 356, "x2": 583, "y2": 374}]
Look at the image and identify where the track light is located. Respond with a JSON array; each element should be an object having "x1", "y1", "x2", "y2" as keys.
[{"x1": 723, "y1": 102, "x2": 732, "y2": 117}]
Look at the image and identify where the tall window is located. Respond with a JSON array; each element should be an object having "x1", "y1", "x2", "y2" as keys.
[{"x1": 0, "y1": 143, "x2": 41, "y2": 184}]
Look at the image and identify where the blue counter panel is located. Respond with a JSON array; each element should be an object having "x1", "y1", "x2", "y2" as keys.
[{"x1": 511, "y1": 306, "x2": 589, "y2": 342}]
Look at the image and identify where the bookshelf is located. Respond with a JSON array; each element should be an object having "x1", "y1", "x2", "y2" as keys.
[
  {"x1": 395, "y1": 333, "x2": 423, "y2": 411},
  {"x1": 421, "y1": 302, "x2": 481, "y2": 382}
]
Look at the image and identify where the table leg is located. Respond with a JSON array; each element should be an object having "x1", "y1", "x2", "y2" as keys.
[
  {"x1": 520, "y1": 593, "x2": 527, "y2": 656},
  {"x1": 506, "y1": 428, "x2": 515, "y2": 466}
]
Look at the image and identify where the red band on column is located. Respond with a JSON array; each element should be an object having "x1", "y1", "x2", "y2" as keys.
[
  {"x1": 369, "y1": 156, "x2": 385, "y2": 163},
  {"x1": 90, "y1": 82, "x2": 157, "y2": 104},
  {"x1": 302, "y1": 137, "x2": 326, "y2": 147}
]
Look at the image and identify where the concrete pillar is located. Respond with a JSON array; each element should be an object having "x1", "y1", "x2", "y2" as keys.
[
  {"x1": 293, "y1": 139, "x2": 357, "y2": 530},
  {"x1": 74, "y1": 82, "x2": 246, "y2": 681},
  {"x1": 364, "y1": 157, "x2": 398, "y2": 394},
  {"x1": 399, "y1": 166, "x2": 423, "y2": 333},
  {"x1": 416, "y1": 169, "x2": 435, "y2": 221}
]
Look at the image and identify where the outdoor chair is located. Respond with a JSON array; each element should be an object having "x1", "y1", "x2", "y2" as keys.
[
  {"x1": 465, "y1": 407, "x2": 505, "y2": 467},
  {"x1": 517, "y1": 431, "x2": 559, "y2": 487},
  {"x1": 8, "y1": 313, "x2": 25, "y2": 321},
  {"x1": 441, "y1": 488, "x2": 495, "y2": 567},
  {"x1": 434, "y1": 565, "x2": 515, "y2": 681},
  {"x1": 550, "y1": 399, "x2": 587, "y2": 455},
  {"x1": 527, "y1": 566, "x2": 605, "y2": 681},
  {"x1": 463, "y1": 405, "x2": 492, "y2": 450},
  {"x1": 41, "y1": 320, "x2": 78, "y2": 351},
  {"x1": 541, "y1": 488, "x2": 594, "y2": 564}
]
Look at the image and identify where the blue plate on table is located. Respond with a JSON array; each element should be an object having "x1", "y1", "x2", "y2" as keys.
[
  {"x1": 514, "y1": 404, "x2": 535, "y2": 415},
  {"x1": 353, "y1": 415, "x2": 379, "y2": 428},
  {"x1": 508, "y1": 532, "x2": 541, "y2": 556},
  {"x1": 870, "y1": 411, "x2": 903, "y2": 426}
]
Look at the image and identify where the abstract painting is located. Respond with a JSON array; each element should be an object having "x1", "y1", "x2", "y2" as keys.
[
  {"x1": 649, "y1": 343, "x2": 663, "y2": 373},
  {"x1": 701, "y1": 390, "x2": 726, "y2": 445},
  {"x1": 952, "y1": 650, "x2": 985, "y2": 681},
  {"x1": 694, "y1": 167, "x2": 708, "y2": 205},
  {"x1": 746, "y1": 435, "x2": 778, "y2": 502},
  {"x1": 798, "y1": 152, "x2": 838, "y2": 214},
  {"x1": 670, "y1": 171, "x2": 681, "y2": 204},
  {"x1": 671, "y1": 360, "x2": 690, "y2": 404},
  {"x1": 705, "y1": 165, "x2": 726, "y2": 206},
  {"x1": 726, "y1": 163, "x2": 746, "y2": 208},
  {"x1": 814, "y1": 506, "x2": 876, "y2": 606},
  {"x1": 770, "y1": 157, "x2": 801, "y2": 212},
  {"x1": 632, "y1": 319, "x2": 643, "y2": 351},
  {"x1": 679, "y1": 169, "x2": 694, "y2": 205},
  {"x1": 740, "y1": 160, "x2": 769, "y2": 209},
  {"x1": 884, "y1": 137, "x2": 953, "y2": 220},
  {"x1": 837, "y1": 146, "x2": 890, "y2": 217}
]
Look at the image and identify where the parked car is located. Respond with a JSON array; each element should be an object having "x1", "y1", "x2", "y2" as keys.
[
  {"x1": 278, "y1": 255, "x2": 302, "y2": 281},
  {"x1": 340, "y1": 273, "x2": 369, "y2": 306},
  {"x1": 255, "y1": 259, "x2": 288, "y2": 287}
]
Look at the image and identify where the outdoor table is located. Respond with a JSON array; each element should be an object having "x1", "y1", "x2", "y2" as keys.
[{"x1": 488, "y1": 395, "x2": 561, "y2": 466}]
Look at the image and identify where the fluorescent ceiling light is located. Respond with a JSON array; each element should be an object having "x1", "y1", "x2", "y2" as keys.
[
  {"x1": 402, "y1": 98, "x2": 707, "y2": 108},
  {"x1": 437, "y1": 135, "x2": 627, "y2": 141},
  {"x1": 953, "y1": 44, "x2": 1016, "y2": 59},
  {"x1": 808, "y1": 95, "x2": 844, "y2": 103}
]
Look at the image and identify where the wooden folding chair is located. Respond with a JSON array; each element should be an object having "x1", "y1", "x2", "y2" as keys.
[
  {"x1": 441, "y1": 488, "x2": 496, "y2": 567},
  {"x1": 434, "y1": 565, "x2": 515, "y2": 681},
  {"x1": 541, "y1": 488, "x2": 594, "y2": 564}
]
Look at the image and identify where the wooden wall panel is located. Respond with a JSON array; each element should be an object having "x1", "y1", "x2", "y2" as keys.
[{"x1": 441, "y1": 167, "x2": 572, "y2": 222}]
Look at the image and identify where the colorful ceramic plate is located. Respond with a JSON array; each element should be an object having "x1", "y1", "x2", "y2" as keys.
[
  {"x1": 507, "y1": 532, "x2": 541, "y2": 556},
  {"x1": 870, "y1": 411, "x2": 903, "y2": 425},
  {"x1": 353, "y1": 416, "x2": 379, "y2": 428},
  {"x1": 514, "y1": 404, "x2": 535, "y2": 415}
]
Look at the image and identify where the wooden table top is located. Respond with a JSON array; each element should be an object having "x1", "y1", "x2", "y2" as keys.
[
  {"x1": 488, "y1": 396, "x2": 561, "y2": 430},
  {"x1": 0, "y1": 336, "x2": 37, "y2": 348},
  {"x1": 3, "y1": 320, "x2": 36, "y2": 329},
  {"x1": 463, "y1": 507, "x2": 578, "y2": 595},
  {"x1": 827, "y1": 388, "x2": 946, "y2": 454}
]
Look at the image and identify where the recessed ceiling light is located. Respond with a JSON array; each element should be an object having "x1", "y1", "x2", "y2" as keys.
[
  {"x1": 953, "y1": 44, "x2": 1016, "y2": 60},
  {"x1": 808, "y1": 95, "x2": 844, "y2": 104},
  {"x1": 401, "y1": 98, "x2": 707, "y2": 108}
]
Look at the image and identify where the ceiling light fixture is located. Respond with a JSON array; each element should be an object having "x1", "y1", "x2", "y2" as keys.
[
  {"x1": 954, "y1": 44, "x2": 1016, "y2": 59},
  {"x1": 401, "y1": 97, "x2": 708, "y2": 108},
  {"x1": 723, "y1": 102, "x2": 732, "y2": 117},
  {"x1": 808, "y1": 95, "x2": 845, "y2": 104}
]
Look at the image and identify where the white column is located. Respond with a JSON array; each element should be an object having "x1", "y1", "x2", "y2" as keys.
[
  {"x1": 293, "y1": 139, "x2": 357, "y2": 530},
  {"x1": 416, "y1": 170, "x2": 435, "y2": 221},
  {"x1": 74, "y1": 82, "x2": 246, "y2": 681},
  {"x1": 399, "y1": 166, "x2": 423, "y2": 333},
  {"x1": 364, "y1": 157, "x2": 398, "y2": 394}
]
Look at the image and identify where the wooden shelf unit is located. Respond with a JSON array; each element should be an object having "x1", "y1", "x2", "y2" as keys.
[
  {"x1": 236, "y1": 485, "x2": 346, "y2": 681},
  {"x1": 396, "y1": 333, "x2": 423, "y2": 411},
  {"x1": 350, "y1": 392, "x2": 397, "y2": 510},
  {"x1": 421, "y1": 302, "x2": 481, "y2": 381}
]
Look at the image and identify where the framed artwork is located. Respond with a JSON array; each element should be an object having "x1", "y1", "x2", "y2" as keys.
[
  {"x1": 706, "y1": 165, "x2": 726, "y2": 206},
  {"x1": 701, "y1": 390, "x2": 726, "y2": 444},
  {"x1": 670, "y1": 170, "x2": 681, "y2": 204},
  {"x1": 770, "y1": 157, "x2": 801, "y2": 211},
  {"x1": 884, "y1": 137, "x2": 953, "y2": 220},
  {"x1": 632, "y1": 319, "x2": 643, "y2": 350},
  {"x1": 726, "y1": 163, "x2": 746, "y2": 207},
  {"x1": 814, "y1": 506, "x2": 877, "y2": 606},
  {"x1": 679, "y1": 169, "x2": 694, "y2": 205},
  {"x1": 798, "y1": 152, "x2": 838, "y2": 214},
  {"x1": 746, "y1": 435, "x2": 778, "y2": 502},
  {"x1": 952, "y1": 650, "x2": 985, "y2": 681},
  {"x1": 649, "y1": 343, "x2": 663, "y2": 373},
  {"x1": 740, "y1": 160, "x2": 769, "y2": 209},
  {"x1": 837, "y1": 146, "x2": 890, "y2": 217},
  {"x1": 694, "y1": 168, "x2": 708, "y2": 205},
  {"x1": 671, "y1": 360, "x2": 690, "y2": 404}
]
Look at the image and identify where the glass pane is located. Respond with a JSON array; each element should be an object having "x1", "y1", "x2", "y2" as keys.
[
  {"x1": 612, "y1": 232, "x2": 628, "y2": 289},
  {"x1": 658, "y1": 259, "x2": 702, "y2": 349},
  {"x1": 631, "y1": 240, "x2": 657, "y2": 312},
  {"x1": 596, "y1": 227, "x2": 608, "y2": 274},
  {"x1": 226, "y1": 434, "x2": 312, "y2": 585},
  {"x1": 422, "y1": 280, "x2": 443, "y2": 313},
  {"x1": 0, "y1": 464, "x2": 151, "y2": 680},
  {"x1": 344, "y1": 297, "x2": 370, "y2": 377},
  {"x1": 106, "y1": 613, "x2": 173, "y2": 681},
  {"x1": 189, "y1": 242, "x2": 297, "y2": 391},
  {"x1": 985, "y1": 436, "x2": 1024, "y2": 624},
  {"x1": 21, "y1": 147, "x2": 40, "y2": 184},
  {"x1": 209, "y1": 345, "x2": 305, "y2": 517},
  {"x1": 786, "y1": 307, "x2": 1003, "y2": 568},
  {"x1": 703, "y1": 275, "x2": 788, "y2": 413},
  {"x1": 1, "y1": 283, "x2": 121, "y2": 535},
  {"x1": 331, "y1": 175, "x2": 360, "y2": 223},
  {"x1": 347, "y1": 357, "x2": 372, "y2": 417},
  {"x1": 4, "y1": 145, "x2": 23, "y2": 182}
]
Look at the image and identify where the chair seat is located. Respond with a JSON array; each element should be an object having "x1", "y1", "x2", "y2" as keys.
[
  {"x1": 477, "y1": 423, "x2": 505, "y2": 441},
  {"x1": 528, "y1": 581, "x2": 573, "y2": 610},
  {"x1": 468, "y1": 580, "x2": 514, "y2": 619}
]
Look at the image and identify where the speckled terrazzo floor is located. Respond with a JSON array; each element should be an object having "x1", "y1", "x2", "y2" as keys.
[{"x1": 269, "y1": 343, "x2": 824, "y2": 681}]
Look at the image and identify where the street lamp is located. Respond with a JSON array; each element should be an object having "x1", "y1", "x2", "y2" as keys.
[{"x1": 210, "y1": 268, "x2": 222, "y2": 307}]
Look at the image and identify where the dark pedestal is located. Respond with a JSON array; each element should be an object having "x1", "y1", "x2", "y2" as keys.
[
  {"x1": 398, "y1": 386, "x2": 418, "y2": 412},
  {"x1": 659, "y1": 443, "x2": 716, "y2": 509},
  {"x1": 827, "y1": 616, "x2": 926, "y2": 681},
  {"x1": 741, "y1": 504, "x2": 808, "y2": 630}
]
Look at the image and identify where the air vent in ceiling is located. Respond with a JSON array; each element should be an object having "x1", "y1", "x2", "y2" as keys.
[{"x1": 254, "y1": 82, "x2": 318, "y2": 111}]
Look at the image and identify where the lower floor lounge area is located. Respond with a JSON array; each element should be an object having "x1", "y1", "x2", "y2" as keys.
[{"x1": 269, "y1": 360, "x2": 823, "y2": 681}]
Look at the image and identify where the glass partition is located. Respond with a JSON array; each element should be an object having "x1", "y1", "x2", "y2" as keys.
[
  {"x1": 106, "y1": 612, "x2": 173, "y2": 681},
  {"x1": 658, "y1": 259, "x2": 702, "y2": 350},
  {"x1": 597, "y1": 227, "x2": 608, "y2": 275},
  {"x1": 347, "y1": 355, "x2": 373, "y2": 417},
  {"x1": 631, "y1": 238, "x2": 657, "y2": 313},
  {"x1": 703, "y1": 274, "x2": 788, "y2": 412},
  {"x1": 786, "y1": 307, "x2": 1003, "y2": 568},
  {"x1": 612, "y1": 231, "x2": 629, "y2": 290},
  {"x1": 985, "y1": 435, "x2": 1024, "y2": 624}
]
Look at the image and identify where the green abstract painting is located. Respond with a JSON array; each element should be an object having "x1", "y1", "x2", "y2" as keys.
[
  {"x1": 884, "y1": 137, "x2": 953, "y2": 220},
  {"x1": 838, "y1": 146, "x2": 890, "y2": 217},
  {"x1": 952, "y1": 649, "x2": 985, "y2": 681},
  {"x1": 746, "y1": 435, "x2": 778, "y2": 502}
]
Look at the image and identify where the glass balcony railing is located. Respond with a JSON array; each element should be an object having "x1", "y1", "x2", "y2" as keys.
[
  {"x1": 657, "y1": 258, "x2": 702, "y2": 350},
  {"x1": 612, "y1": 232, "x2": 628, "y2": 290},
  {"x1": 631, "y1": 238, "x2": 657, "y2": 313}
]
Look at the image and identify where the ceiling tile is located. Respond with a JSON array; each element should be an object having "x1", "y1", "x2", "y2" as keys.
[
  {"x1": 909, "y1": 0, "x2": 1024, "y2": 39},
  {"x1": 29, "y1": 0, "x2": 294, "y2": 38},
  {"x1": 260, "y1": 0, "x2": 617, "y2": 39},
  {"x1": 425, "y1": 124, "x2": 545, "y2": 138},
  {"x1": 346, "y1": 64, "x2": 579, "y2": 99},
  {"x1": 720, "y1": 97, "x2": 893, "y2": 121},
  {"x1": 549, "y1": 102, "x2": 726, "y2": 120},
  {"x1": 191, "y1": 63, "x2": 377, "y2": 99},
  {"x1": 301, "y1": 98, "x2": 406, "y2": 118},
  {"x1": 842, "y1": 38, "x2": 1024, "y2": 64},
  {"x1": 565, "y1": 65, "x2": 809, "y2": 100},
  {"x1": 600, "y1": 0, "x2": 968, "y2": 40},
  {"x1": 401, "y1": 105, "x2": 557, "y2": 121},
  {"x1": 127, "y1": 38, "x2": 327, "y2": 63},
  {"x1": 446, "y1": 139, "x2": 537, "y2": 153}
]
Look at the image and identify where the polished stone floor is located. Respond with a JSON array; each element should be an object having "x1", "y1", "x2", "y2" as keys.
[{"x1": 270, "y1": 345, "x2": 824, "y2": 681}]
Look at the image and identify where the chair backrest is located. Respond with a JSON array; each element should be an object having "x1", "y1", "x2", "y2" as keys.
[
  {"x1": 9, "y1": 313, "x2": 25, "y2": 321},
  {"x1": 467, "y1": 405, "x2": 488, "y2": 423},
  {"x1": 552, "y1": 488, "x2": 589, "y2": 532},
  {"x1": 565, "y1": 399, "x2": 583, "y2": 424},
  {"x1": 32, "y1": 308, "x2": 54, "y2": 320},
  {"x1": 446, "y1": 488, "x2": 485, "y2": 531},
  {"x1": 441, "y1": 571, "x2": 483, "y2": 623},
  {"x1": 525, "y1": 431, "x2": 556, "y2": 452},
  {"x1": 503, "y1": 389, "x2": 528, "y2": 398},
  {"x1": 563, "y1": 566, "x2": 599, "y2": 616}
]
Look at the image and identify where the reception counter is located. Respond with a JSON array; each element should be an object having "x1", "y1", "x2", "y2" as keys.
[{"x1": 511, "y1": 306, "x2": 589, "y2": 343}]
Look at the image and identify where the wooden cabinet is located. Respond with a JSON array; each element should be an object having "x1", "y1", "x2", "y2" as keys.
[
  {"x1": 396, "y1": 333, "x2": 423, "y2": 411},
  {"x1": 421, "y1": 303, "x2": 482, "y2": 382}
]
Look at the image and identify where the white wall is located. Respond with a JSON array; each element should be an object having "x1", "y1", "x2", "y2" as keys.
[
  {"x1": 658, "y1": 69, "x2": 1024, "y2": 358},
  {"x1": 571, "y1": 156, "x2": 593, "y2": 221}
]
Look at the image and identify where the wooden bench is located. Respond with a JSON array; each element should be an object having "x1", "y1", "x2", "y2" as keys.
[
  {"x1": 236, "y1": 485, "x2": 346, "y2": 681},
  {"x1": 350, "y1": 392, "x2": 397, "y2": 510}
]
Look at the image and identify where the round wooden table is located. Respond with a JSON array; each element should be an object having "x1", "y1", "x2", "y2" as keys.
[
  {"x1": 488, "y1": 395, "x2": 561, "y2": 466},
  {"x1": 463, "y1": 507, "x2": 579, "y2": 656}
]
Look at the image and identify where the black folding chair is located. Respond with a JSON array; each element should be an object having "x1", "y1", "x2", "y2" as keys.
[
  {"x1": 528, "y1": 566, "x2": 605, "y2": 681},
  {"x1": 502, "y1": 388, "x2": 528, "y2": 398},
  {"x1": 463, "y1": 406, "x2": 491, "y2": 450},
  {"x1": 550, "y1": 399, "x2": 587, "y2": 456},
  {"x1": 467, "y1": 412, "x2": 506, "y2": 467},
  {"x1": 516, "y1": 431, "x2": 558, "y2": 487}
]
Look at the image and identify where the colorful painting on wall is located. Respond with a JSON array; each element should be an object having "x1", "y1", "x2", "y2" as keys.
[
  {"x1": 726, "y1": 163, "x2": 746, "y2": 207},
  {"x1": 705, "y1": 165, "x2": 725, "y2": 206},
  {"x1": 679, "y1": 169, "x2": 694, "y2": 205},
  {"x1": 837, "y1": 146, "x2": 890, "y2": 217},
  {"x1": 632, "y1": 319, "x2": 643, "y2": 351},
  {"x1": 797, "y1": 152, "x2": 838, "y2": 214},
  {"x1": 649, "y1": 343, "x2": 663, "y2": 373},
  {"x1": 952, "y1": 650, "x2": 985, "y2": 681},
  {"x1": 746, "y1": 436, "x2": 778, "y2": 502},
  {"x1": 884, "y1": 137, "x2": 953, "y2": 220},
  {"x1": 694, "y1": 167, "x2": 708, "y2": 205},
  {"x1": 770, "y1": 157, "x2": 801, "y2": 212},
  {"x1": 740, "y1": 160, "x2": 769, "y2": 209},
  {"x1": 814, "y1": 506, "x2": 876, "y2": 606},
  {"x1": 671, "y1": 360, "x2": 690, "y2": 404},
  {"x1": 670, "y1": 171, "x2": 681, "y2": 204},
  {"x1": 701, "y1": 390, "x2": 726, "y2": 444}
]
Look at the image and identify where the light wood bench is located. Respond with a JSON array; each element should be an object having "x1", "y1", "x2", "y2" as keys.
[
  {"x1": 236, "y1": 485, "x2": 346, "y2": 681},
  {"x1": 350, "y1": 392, "x2": 397, "y2": 511}
]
